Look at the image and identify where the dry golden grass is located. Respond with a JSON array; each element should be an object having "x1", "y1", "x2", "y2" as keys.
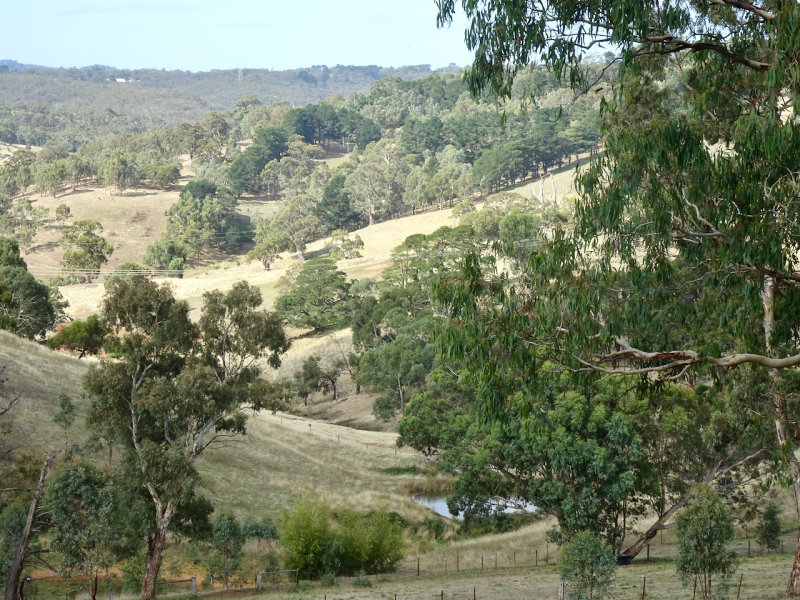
[
  {"x1": 0, "y1": 331, "x2": 433, "y2": 520},
  {"x1": 0, "y1": 329, "x2": 89, "y2": 454}
]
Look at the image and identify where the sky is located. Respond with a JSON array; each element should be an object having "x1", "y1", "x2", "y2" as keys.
[{"x1": 1, "y1": 1, "x2": 476, "y2": 72}]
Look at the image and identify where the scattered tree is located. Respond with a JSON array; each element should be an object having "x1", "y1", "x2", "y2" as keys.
[
  {"x1": 84, "y1": 280, "x2": 289, "y2": 599},
  {"x1": 47, "y1": 316, "x2": 107, "y2": 358},
  {"x1": 59, "y1": 220, "x2": 113, "y2": 283},
  {"x1": 45, "y1": 462, "x2": 127, "y2": 600},
  {"x1": 275, "y1": 258, "x2": 351, "y2": 331},
  {"x1": 209, "y1": 513, "x2": 244, "y2": 589}
]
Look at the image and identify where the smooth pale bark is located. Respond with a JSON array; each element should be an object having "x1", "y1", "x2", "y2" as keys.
[{"x1": 762, "y1": 274, "x2": 800, "y2": 596}]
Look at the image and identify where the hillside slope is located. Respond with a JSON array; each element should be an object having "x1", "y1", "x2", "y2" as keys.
[{"x1": 0, "y1": 330, "x2": 433, "y2": 521}]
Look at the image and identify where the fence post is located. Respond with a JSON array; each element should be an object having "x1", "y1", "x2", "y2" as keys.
[
  {"x1": 256, "y1": 571, "x2": 262, "y2": 592},
  {"x1": 535, "y1": 549, "x2": 538, "y2": 566},
  {"x1": 190, "y1": 577, "x2": 197, "y2": 597},
  {"x1": 457, "y1": 554, "x2": 459, "y2": 571},
  {"x1": 558, "y1": 581, "x2": 565, "y2": 600},
  {"x1": 748, "y1": 540, "x2": 751, "y2": 558},
  {"x1": 737, "y1": 573, "x2": 743, "y2": 599},
  {"x1": 641, "y1": 576, "x2": 646, "y2": 600},
  {"x1": 481, "y1": 555, "x2": 484, "y2": 569},
  {"x1": 495, "y1": 552, "x2": 497, "y2": 569},
  {"x1": 417, "y1": 557, "x2": 420, "y2": 576}
]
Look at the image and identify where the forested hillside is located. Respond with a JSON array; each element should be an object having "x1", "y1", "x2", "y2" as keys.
[{"x1": 0, "y1": 64, "x2": 458, "y2": 147}]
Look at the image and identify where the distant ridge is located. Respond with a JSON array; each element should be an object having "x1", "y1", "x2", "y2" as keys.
[
  {"x1": 0, "y1": 59, "x2": 46, "y2": 70},
  {"x1": 0, "y1": 62, "x2": 462, "y2": 109}
]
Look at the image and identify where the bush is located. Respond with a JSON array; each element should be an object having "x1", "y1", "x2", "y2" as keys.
[
  {"x1": 49, "y1": 274, "x2": 86, "y2": 285},
  {"x1": 243, "y1": 517, "x2": 278, "y2": 540},
  {"x1": 352, "y1": 572, "x2": 372, "y2": 588},
  {"x1": 756, "y1": 501, "x2": 781, "y2": 552},
  {"x1": 279, "y1": 499, "x2": 333, "y2": 578},
  {"x1": 334, "y1": 509, "x2": 405, "y2": 575},
  {"x1": 559, "y1": 531, "x2": 616, "y2": 600},
  {"x1": 210, "y1": 513, "x2": 244, "y2": 588},
  {"x1": 279, "y1": 500, "x2": 405, "y2": 578}
]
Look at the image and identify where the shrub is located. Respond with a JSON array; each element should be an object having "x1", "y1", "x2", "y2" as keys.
[
  {"x1": 756, "y1": 501, "x2": 781, "y2": 552},
  {"x1": 279, "y1": 499, "x2": 333, "y2": 578},
  {"x1": 279, "y1": 500, "x2": 405, "y2": 578},
  {"x1": 243, "y1": 517, "x2": 278, "y2": 540},
  {"x1": 559, "y1": 531, "x2": 616, "y2": 600}
]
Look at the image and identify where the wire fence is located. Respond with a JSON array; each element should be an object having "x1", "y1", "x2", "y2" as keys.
[
  {"x1": 22, "y1": 570, "x2": 300, "y2": 600},
  {"x1": 20, "y1": 533, "x2": 794, "y2": 600}
]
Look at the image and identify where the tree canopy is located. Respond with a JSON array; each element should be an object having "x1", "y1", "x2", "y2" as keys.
[{"x1": 438, "y1": 0, "x2": 800, "y2": 593}]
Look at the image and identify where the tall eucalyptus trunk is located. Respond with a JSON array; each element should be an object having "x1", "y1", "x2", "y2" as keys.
[{"x1": 763, "y1": 274, "x2": 800, "y2": 595}]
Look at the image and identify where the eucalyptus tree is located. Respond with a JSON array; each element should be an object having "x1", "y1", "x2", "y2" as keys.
[
  {"x1": 345, "y1": 139, "x2": 408, "y2": 226},
  {"x1": 84, "y1": 280, "x2": 289, "y2": 599},
  {"x1": 59, "y1": 220, "x2": 113, "y2": 283},
  {"x1": 438, "y1": 0, "x2": 800, "y2": 592}
]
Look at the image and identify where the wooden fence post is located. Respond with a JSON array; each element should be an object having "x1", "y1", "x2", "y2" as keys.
[
  {"x1": 256, "y1": 571, "x2": 261, "y2": 592},
  {"x1": 737, "y1": 573, "x2": 743, "y2": 599},
  {"x1": 190, "y1": 577, "x2": 197, "y2": 597}
]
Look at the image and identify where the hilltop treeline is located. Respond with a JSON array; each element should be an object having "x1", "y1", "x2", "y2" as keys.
[{"x1": 0, "y1": 64, "x2": 459, "y2": 147}]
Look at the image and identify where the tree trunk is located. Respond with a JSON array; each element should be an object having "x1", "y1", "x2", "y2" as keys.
[
  {"x1": 140, "y1": 517, "x2": 170, "y2": 600},
  {"x1": 789, "y1": 534, "x2": 800, "y2": 597},
  {"x1": 779, "y1": 393, "x2": 800, "y2": 596},
  {"x1": 89, "y1": 570, "x2": 98, "y2": 600},
  {"x1": 4, "y1": 447, "x2": 61, "y2": 600},
  {"x1": 763, "y1": 274, "x2": 800, "y2": 596},
  {"x1": 396, "y1": 374, "x2": 405, "y2": 415},
  {"x1": 621, "y1": 503, "x2": 682, "y2": 558}
]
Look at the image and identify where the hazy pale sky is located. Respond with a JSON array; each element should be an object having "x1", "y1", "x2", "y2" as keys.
[{"x1": 2, "y1": 1, "x2": 475, "y2": 71}]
